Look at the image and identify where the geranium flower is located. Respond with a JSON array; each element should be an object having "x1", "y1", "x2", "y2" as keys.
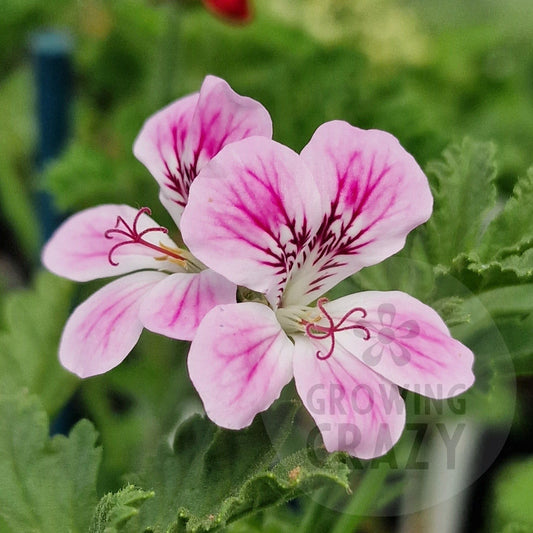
[
  {"x1": 42, "y1": 75, "x2": 272, "y2": 378},
  {"x1": 180, "y1": 121, "x2": 475, "y2": 458},
  {"x1": 202, "y1": 0, "x2": 252, "y2": 23}
]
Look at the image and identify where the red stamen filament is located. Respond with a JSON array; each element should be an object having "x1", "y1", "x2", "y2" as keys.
[
  {"x1": 104, "y1": 207, "x2": 185, "y2": 266},
  {"x1": 304, "y1": 297, "x2": 370, "y2": 360}
]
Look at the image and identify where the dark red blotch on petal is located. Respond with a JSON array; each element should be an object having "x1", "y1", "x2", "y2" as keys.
[{"x1": 202, "y1": 0, "x2": 252, "y2": 23}]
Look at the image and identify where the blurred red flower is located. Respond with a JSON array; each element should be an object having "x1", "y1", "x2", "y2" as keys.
[{"x1": 202, "y1": 0, "x2": 252, "y2": 23}]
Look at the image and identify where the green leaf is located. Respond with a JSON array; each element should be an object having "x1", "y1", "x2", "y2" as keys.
[
  {"x1": 431, "y1": 296, "x2": 470, "y2": 327},
  {"x1": 444, "y1": 286, "x2": 532, "y2": 424},
  {"x1": 490, "y1": 456, "x2": 533, "y2": 532},
  {"x1": 453, "y1": 284, "x2": 533, "y2": 377},
  {"x1": 437, "y1": 250, "x2": 533, "y2": 293},
  {"x1": 337, "y1": 239, "x2": 435, "y2": 303},
  {"x1": 43, "y1": 143, "x2": 117, "y2": 212},
  {"x1": 0, "y1": 393, "x2": 101, "y2": 532},
  {"x1": 0, "y1": 271, "x2": 77, "y2": 414},
  {"x1": 424, "y1": 138, "x2": 498, "y2": 266},
  {"x1": 480, "y1": 167, "x2": 533, "y2": 260},
  {"x1": 90, "y1": 485, "x2": 154, "y2": 533},
  {"x1": 127, "y1": 403, "x2": 349, "y2": 532},
  {"x1": 43, "y1": 130, "x2": 171, "y2": 230},
  {"x1": 435, "y1": 169, "x2": 533, "y2": 292}
]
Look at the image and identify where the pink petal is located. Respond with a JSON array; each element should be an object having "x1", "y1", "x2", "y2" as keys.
[
  {"x1": 324, "y1": 291, "x2": 475, "y2": 399},
  {"x1": 133, "y1": 94, "x2": 199, "y2": 225},
  {"x1": 187, "y1": 302, "x2": 294, "y2": 429},
  {"x1": 42, "y1": 204, "x2": 181, "y2": 282},
  {"x1": 285, "y1": 121, "x2": 433, "y2": 305},
  {"x1": 184, "y1": 75, "x2": 272, "y2": 175},
  {"x1": 59, "y1": 271, "x2": 166, "y2": 378},
  {"x1": 139, "y1": 269, "x2": 236, "y2": 341},
  {"x1": 134, "y1": 76, "x2": 272, "y2": 226},
  {"x1": 181, "y1": 137, "x2": 323, "y2": 307},
  {"x1": 294, "y1": 335, "x2": 406, "y2": 459}
]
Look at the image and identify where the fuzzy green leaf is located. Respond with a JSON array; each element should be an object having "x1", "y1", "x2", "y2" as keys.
[
  {"x1": 43, "y1": 135, "x2": 172, "y2": 229},
  {"x1": 437, "y1": 250, "x2": 533, "y2": 293},
  {"x1": 424, "y1": 138, "x2": 498, "y2": 266},
  {"x1": 0, "y1": 393, "x2": 101, "y2": 532},
  {"x1": 43, "y1": 143, "x2": 117, "y2": 211},
  {"x1": 0, "y1": 271, "x2": 77, "y2": 414},
  {"x1": 90, "y1": 485, "x2": 154, "y2": 533},
  {"x1": 126, "y1": 403, "x2": 350, "y2": 532},
  {"x1": 480, "y1": 167, "x2": 533, "y2": 260},
  {"x1": 435, "y1": 169, "x2": 533, "y2": 292},
  {"x1": 338, "y1": 237, "x2": 435, "y2": 303},
  {"x1": 444, "y1": 285, "x2": 533, "y2": 424},
  {"x1": 431, "y1": 296, "x2": 470, "y2": 327},
  {"x1": 453, "y1": 284, "x2": 533, "y2": 377}
]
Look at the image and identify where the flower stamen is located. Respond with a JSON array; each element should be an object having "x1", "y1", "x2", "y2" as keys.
[
  {"x1": 304, "y1": 297, "x2": 370, "y2": 360},
  {"x1": 104, "y1": 207, "x2": 186, "y2": 266}
]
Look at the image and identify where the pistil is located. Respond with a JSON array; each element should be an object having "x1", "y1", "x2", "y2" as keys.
[
  {"x1": 304, "y1": 298, "x2": 370, "y2": 360},
  {"x1": 104, "y1": 207, "x2": 196, "y2": 269}
]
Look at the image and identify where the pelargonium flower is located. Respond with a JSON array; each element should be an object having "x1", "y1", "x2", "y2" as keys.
[
  {"x1": 180, "y1": 121, "x2": 475, "y2": 459},
  {"x1": 42, "y1": 75, "x2": 272, "y2": 378},
  {"x1": 201, "y1": 0, "x2": 252, "y2": 23}
]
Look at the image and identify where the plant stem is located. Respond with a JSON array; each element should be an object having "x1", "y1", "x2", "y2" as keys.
[
  {"x1": 331, "y1": 465, "x2": 390, "y2": 533},
  {"x1": 297, "y1": 487, "x2": 329, "y2": 533}
]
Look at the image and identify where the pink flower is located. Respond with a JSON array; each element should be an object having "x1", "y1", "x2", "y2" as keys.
[
  {"x1": 42, "y1": 75, "x2": 272, "y2": 378},
  {"x1": 180, "y1": 121, "x2": 475, "y2": 459}
]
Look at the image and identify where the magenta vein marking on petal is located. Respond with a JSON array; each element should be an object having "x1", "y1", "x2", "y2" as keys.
[
  {"x1": 157, "y1": 123, "x2": 191, "y2": 206},
  {"x1": 316, "y1": 360, "x2": 359, "y2": 426},
  {"x1": 327, "y1": 360, "x2": 387, "y2": 429},
  {"x1": 80, "y1": 283, "x2": 149, "y2": 342},
  {"x1": 168, "y1": 277, "x2": 196, "y2": 327},
  {"x1": 203, "y1": 111, "x2": 254, "y2": 157},
  {"x1": 228, "y1": 329, "x2": 282, "y2": 406},
  {"x1": 354, "y1": 162, "x2": 394, "y2": 220},
  {"x1": 395, "y1": 340, "x2": 446, "y2": 371},
  {"x1": 100, "y1": 306, "x2": 130, "y2": 352},
  {"x1": 245, "y1": 163, "x2": 310, "y2": 246},
  {"x1": 194, "y1": 110, "x2": 223, "y2": 162},
  {"x1": 219, "y1": 163, "x2": 312, "y2": 298},
  {"x1": 302, "y1": 191, "x2": 393, "y2": 296},
  {"x1": 302, "y1": 154, "x2": 396, "y2": 280}
]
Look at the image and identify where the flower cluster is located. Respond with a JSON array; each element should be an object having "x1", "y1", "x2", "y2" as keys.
[{"x1": 43, "y1": 75, "x2": 474, "y2": 458}]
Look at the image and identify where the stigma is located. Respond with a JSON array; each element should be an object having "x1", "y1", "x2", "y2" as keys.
[
  {"x1": 104, "y1": 207, "x2": 202, "y2": 272},
  {"x1": 300, "y1": 298, "x2": 370, "y2": 360}
]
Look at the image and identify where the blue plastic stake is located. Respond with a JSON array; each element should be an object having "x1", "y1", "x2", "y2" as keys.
[
  {"x1": 31, "y1": 31, "x2": 73, "y2": 243},
  {"x1": 32, "y1": 32, "x2": 76, "y2": 436}
]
